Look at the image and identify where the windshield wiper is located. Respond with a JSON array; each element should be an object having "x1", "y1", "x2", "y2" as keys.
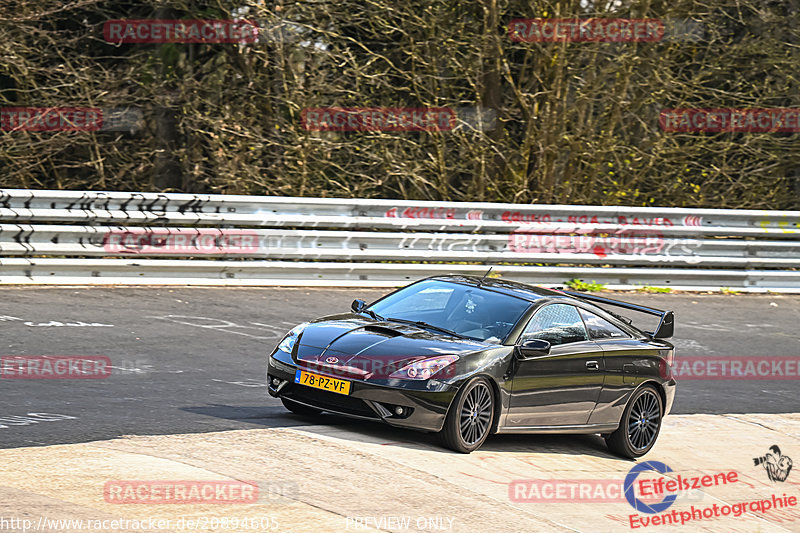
[
  {"x1": 362, "y1": 309, "x2": 384, "y2": 321},
  {"x1": 385, "y1": 318, "x2": 468, "y2": 339}
]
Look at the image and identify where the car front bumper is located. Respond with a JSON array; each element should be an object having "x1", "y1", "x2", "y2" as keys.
[{"x1": 268, "y1": 350, "x2": 458, "y2": 432}]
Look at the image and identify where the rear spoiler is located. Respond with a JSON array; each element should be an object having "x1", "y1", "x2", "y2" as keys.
[{"x1": 560, "y1": 290, "x2": 674, "y2": 339}]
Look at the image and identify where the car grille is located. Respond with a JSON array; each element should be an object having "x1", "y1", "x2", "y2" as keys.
[{"x1": 283, "y1": 385, "x2": 379, "y2": 419}]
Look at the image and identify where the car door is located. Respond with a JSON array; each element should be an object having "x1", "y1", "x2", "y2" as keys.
[
  {"x1": 506, "y1": 303, "x2": 605, "y2": 427},
  {"x1": 578, "y1": 307, "x2": 658, "y2": 426}
]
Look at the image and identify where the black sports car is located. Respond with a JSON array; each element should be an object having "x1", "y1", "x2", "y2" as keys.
[{"x1": 267, "y1": 275, "x2": 676, "y2": 457}]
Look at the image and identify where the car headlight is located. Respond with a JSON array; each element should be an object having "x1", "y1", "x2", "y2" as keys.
[
  {"x1": 277, "y1": 323, "x2": 308, "y2": 354},
  {"x1": 388, "y1": 355, "x2": 459, "y2": 380}
]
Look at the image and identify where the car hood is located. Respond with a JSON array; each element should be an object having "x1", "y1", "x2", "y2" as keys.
[{"x1": 294, "y1": 316, "x2": 488, "y2": 379}]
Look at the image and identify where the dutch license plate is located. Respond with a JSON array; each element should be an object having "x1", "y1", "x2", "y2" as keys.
[{"x1": 294, "y1": 370, "x2": 351, "y2": 395}]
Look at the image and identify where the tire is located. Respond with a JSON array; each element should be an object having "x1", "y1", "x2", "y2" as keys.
[
  {"x1": 281, "y1": 397, "x2": 322, "y2": 417},
  {"x1": 439, "y1": 377, "x2": 495, "y2": 453},
  {"x1": 605, "y1": 385, "x2": 663, "y2": 459}
]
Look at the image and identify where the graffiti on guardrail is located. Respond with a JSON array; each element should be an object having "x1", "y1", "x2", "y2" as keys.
[
  {"x1": 385, "y1": 207, "x2": 458, "y2": 219},
  {"x1": 758, "y1": 219, "x2": 799, "y2": 233},
  {"x1": 383, "y1": 207, "x2": 703, "y2": 228},
  {"x1": 0, "y1": 191, "x2": 214, "y2": 216},
  {"x1": 0, "y1": 227, "x2": 709, "y2": 258},
  {"x1": 0, "y1": 190, "x2": 797, "y2": 288},
  {"x1": 395, "y1": 234, "x2": 489, "y2": 253},
  {"x1": 509, "y1": 231, "x2": 666, "y2": 258},
  {"x1": 114, "y1": 193, "x2": 211, "y2": 215},
  {"x1": 508, "y1": 230, "x2": 703, "y2": 259},
  {"x1": 501, "y1": 213, "x2": 683, "y2": 227},
  {"x1": 104, "y1": 229, "x2": 259, "y2": 254}
]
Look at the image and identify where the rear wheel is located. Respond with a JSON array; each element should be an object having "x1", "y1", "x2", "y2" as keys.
[
  {"x1": 281, "y1": 397, "x2": 322, "y2": 416},
  {"x1": 439, "y1": 377, "x2": 495, "y2": 453},
  {"x1": 605, "y1": 385, "x2": 663, "y2": 458}
]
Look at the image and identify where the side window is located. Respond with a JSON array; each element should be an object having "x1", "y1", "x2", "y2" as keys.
[
  {"x1": 579, "y1": 309, "x2": 630, "y2": 340},
  {"x1": 520, "y1": 304, "x2": 588, "y2": 346}
]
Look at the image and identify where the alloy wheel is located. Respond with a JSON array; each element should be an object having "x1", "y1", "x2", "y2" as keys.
[
  {"x1": 627, "y1": 389, "x2": 661, "y2": 450},
  {"x1": 459, "y1": 382, "x2": 492, "y2": 445}
]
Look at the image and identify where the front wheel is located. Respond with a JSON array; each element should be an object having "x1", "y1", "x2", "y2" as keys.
[
  {"x1": 439, "y1": 377, "x2": 495, "y2": 453},
  {"x1": 605, "y1": 385, "x2": 663, "y2": 459}
]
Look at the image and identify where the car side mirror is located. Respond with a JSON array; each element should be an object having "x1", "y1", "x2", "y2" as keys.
[
  {"x1": 516, "y1": 339, "x2": 551, "y2": 359},
  {"x1": 351, "y1": 299, "x2": 367, "y2": 313}
]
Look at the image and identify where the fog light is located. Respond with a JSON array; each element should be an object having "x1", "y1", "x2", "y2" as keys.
[
  {"x1": 394, "y1": 406, "x2": 404, "y2": 416},
  {"x1": 272, "y1": 378, "x2": 281, "y2": 386}
]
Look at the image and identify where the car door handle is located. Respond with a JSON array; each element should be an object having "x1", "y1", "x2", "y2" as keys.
[{"x1": 586, "y1": 361, "x2": 600, "y2": 370}]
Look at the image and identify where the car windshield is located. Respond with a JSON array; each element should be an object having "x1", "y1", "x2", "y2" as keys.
[{"x1": 367, "y1": 279, "x2": 531, "y2": 343}]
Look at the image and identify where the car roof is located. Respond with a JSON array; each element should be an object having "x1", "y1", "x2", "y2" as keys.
[
  {"x1": 425, "y1": 275, "x2": 658, "y2": 339},
  {"x1": 429, "y1": 275, "x2": 573, "y2": 303}
]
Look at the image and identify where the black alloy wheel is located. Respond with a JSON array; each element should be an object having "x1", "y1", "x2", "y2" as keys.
[
  {"x1": 606, "y1": 385, "x2": 663, "y2": 458},
  {"x1": 440, "y1": 377, "x2": 495, "y2": 453}
]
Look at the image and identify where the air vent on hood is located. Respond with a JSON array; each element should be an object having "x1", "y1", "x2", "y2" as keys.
[{"x1": 363, "y1": 325, "x2": 404, "y2": 337}]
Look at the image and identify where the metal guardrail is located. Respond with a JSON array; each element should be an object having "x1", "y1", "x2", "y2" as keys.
[
  {"x1": 0, "y1": 189, "x2": 798, "y2": 290},
  {"x1": 2, "y1": 224, "x2": 800, "y2": 267}
]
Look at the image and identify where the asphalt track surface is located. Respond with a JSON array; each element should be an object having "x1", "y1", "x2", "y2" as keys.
[{"x1": 1, "y1": 287, "x2": 799, "y2": 450}]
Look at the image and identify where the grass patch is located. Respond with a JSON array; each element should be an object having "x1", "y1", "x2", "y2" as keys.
[
  {"x1": 565, "y1": 278, "x2": 606, "y2": 292},
  {"x1": 637, "y1": 286, "x2": 673, "y2": 293},
  {"x1": 721, "y1": 287, "x2": 741, "y2": 295}
]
